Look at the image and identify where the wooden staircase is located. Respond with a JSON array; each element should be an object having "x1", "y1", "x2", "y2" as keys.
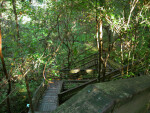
[
  {"x1": 29, "y1": 50, "x2": 123, "y2": 112},
  {"x1": 28, "y1": 80, "x2": 63, "y2": 113},
  {"x1": 60, "y1": 51, "x2": 116, "y2": 80},
  {"x1": 35, "y1": 80, "x2": 62, "y2": 113},
  {"x1": 57, "y1": 51, "x2": 118, "y2": 104}
]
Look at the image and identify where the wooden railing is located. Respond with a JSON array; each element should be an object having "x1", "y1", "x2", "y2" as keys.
[
  {"x1": 61, "y1": 43, "x2": 109, "y2": 68},
  {"x1": 58, "y1": 59, "x2": 143, "y2": 104},
  {"x1": 29, "y1": 80, "x2": 47, "y2": 112},
  {"x1": 59, "y1": 60, "x2": 115, "y2": 80},
  {"x1": 62, "y1": 52, "x2": 98, "y2": 70},
  {"x1": 58, "y1": 53, "x2": 121, "y2": 104},
  {"x1": 75, "y1": 58, "x2": 98, "y2": 69},
  {"x1": 62, "y1": 80, "x2": 90, "y2": 90},
  {"x1": 60, "y1": 47, "x2": 96, "y2": 69},
  {"x1": 71, "y1": 53, "x2": 98, "y2": 67},
  {"x1": 58, "y1": 79, "x2": 97, "y2": 104},
  {"x1": 60, "y1": 53, "x2": 99, "y2": 80},
  {"x1": 62, "y1": 50, "x2": 114, "y2": 71},
  {"x1": 107, "y1": 59, "x2": 121, "y2": 70},
  {"x1": 106, "y1": 59, "x2": 144, "y2": 80}
]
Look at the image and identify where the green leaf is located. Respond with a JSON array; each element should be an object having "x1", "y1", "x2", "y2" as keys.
[
  {"x1": 117, "y1": 39, "x2": 120, "y2": 41},
  {"x1": 111, "y1": 14, "x2": 115, "y2": 19},
  {"x1": 74, "y1": 47, "x2": 77, "y2": 55},
  {"x1": 47, "y1": 40, "x2": 53, "y2": 44},
  {"x1": 132, "y1": 37, "x2": 135, "y2": 41}
]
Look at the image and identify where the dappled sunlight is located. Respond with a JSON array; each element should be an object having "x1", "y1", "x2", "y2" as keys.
[
  {"x1": 48, "y1": 81, "x2": 54, "y2": 84},
  {"x1": 31, "y1": 3, "x2": 47, "y2": 9},
  {"x1": 19, "y1": 15, "x2": 32, "y2": 24},
  {"x1": 86, "y1": 69, "x2": 93, "y2": 74},
  {"x1": 70, "y1": 69, "x2": 80, "y2": 74}
]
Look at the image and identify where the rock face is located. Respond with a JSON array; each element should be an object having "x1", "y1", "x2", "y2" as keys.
[{"x1": 53, "y1": 76, "x2": 150, "y2": 113}]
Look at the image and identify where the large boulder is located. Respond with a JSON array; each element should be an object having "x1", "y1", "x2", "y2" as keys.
[{"x1": 53, "y1": 76, "x2": 150, "y2": 113}]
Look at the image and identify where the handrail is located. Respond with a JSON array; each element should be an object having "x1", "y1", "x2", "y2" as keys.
[
  {"x1": 60, "y1": 58, "x2": 122, "y2": 80},
  {"x1": 71, "y1": 47, "x2": 107, "y2": 65},
  {"x1": 72, "y1": 53, "x2": 98, "y2": 66},
  {"x1": 62, "y1": 47, "x2": 109, "y2": 69},
  {"x1": 58, "y1": 59, "x2": 143, "y2": 104},
  {"x1": 107, "y1": 59, "x2": 121, "y2": 70},
  {"x1": 62, "y1": 48, "x2": 109, "y2": 70},
  {"x1": 62, "y1": 47, "x2": 94, "y2": 61},
  {"x1": 62, "y1": 52, "x2": 98, "y2": 69},
  {"x1": 29, "y1": 80, "x2": 47, "y2": 112},
  {"x1": 75, "y1": 58, "x2": 98, "y2": 69},
  {"x1": 58, "y1": 78, "x2": 97, "y2": 104},
  {"x1": 105, "y1": 59, "x2": 143, "y2": 80},
  {"x1": 63, "y1": 80, "x2": 89, "y2": 83},
  {"x1": 61, "y1": 47, "x2": 96, "y2": 67},
  {"x1": 61, "y1": 59, "x2": 98, "y2": 72},
  {"x1": 62, "y1": 80, "x2": 90, "y2": 91}
]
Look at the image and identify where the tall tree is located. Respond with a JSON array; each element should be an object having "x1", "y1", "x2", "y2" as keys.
[
  {"x1": 12, "y1": 0, "x2": 20, "y2": 44},
  {"x1": 0, "y1": 2, "x2": 11, "y2": 112},
  {"x1": 96, "y1": 0, "x2": 101, "y2": 81}
]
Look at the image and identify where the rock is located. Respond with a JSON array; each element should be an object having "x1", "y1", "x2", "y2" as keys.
[{"x1": 52, "y1": 76, "x2": 150, "y2": 113}]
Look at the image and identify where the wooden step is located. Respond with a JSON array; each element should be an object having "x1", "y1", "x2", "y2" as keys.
[
  {"x1": 35, "y1": 111, "x2": 50, "y2": 113},
  {"x1": 39, "y1": 96, "x2": 58, "y2": 103},
  {"x1": 34, "y1": 80, "x2": 62, "y2": 113},
  {"x1": 37, "y1": 103, "x2": 57, "y2": 112}
]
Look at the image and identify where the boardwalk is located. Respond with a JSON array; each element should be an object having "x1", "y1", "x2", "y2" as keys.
[{"x1": 36, "y1": 80, "x2": 63, "y2": 113}]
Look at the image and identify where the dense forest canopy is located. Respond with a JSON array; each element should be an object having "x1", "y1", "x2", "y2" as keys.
[{"x1": 0, "y1": 0, "x2": 149, "y2": 112}]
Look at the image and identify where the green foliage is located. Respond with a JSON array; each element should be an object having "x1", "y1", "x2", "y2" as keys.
[
  {"x1": 123, "y1": 72, "x2": 135, "y2": 78},
  {"x1": 0, "y1": 0, "x2": 149, "y2": 112}
]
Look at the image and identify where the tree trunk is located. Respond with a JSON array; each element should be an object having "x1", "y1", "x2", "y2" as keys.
[
  {"x1": 108, "y1": 26, "x2": 111, "y2": 52},
  {"x1": 102, "y1": 27, "x2": 111, "y2": 81},
  {"x1": 96, "y1": 0, "x2": 101, "y2": 81},
  {"x1": 0, "y1": 14, "x2": 12, "y2": 113},
  {"x1": 96, "y1": 0, "x2": 99, "y2": 49},
  {"x1": 102, "y1": 53, "x2": 106, "y2": 82},
  {"x1": 120, "y1": 36, "x2": 124, "y2": 76},
  {"x1": 12, "y1": 0, "x2": 20, "y2": 44},
  {"x1": 98, "y1": 19, "x2": 103, "y2": 82},
  {"x1": 132, "y1": 24, "x2": 138, "y2": 65},
  {"x1": 127, "y1": 51, "x2": 131, "y2": 75}
]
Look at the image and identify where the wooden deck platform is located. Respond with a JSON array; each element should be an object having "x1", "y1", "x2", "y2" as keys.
[{"x1": 35, "y1": 80, "x2": 63, "y2": 113}]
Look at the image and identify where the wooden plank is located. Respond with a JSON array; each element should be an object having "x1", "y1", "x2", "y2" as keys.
[
  {"x1": 63, "y1": 80, "x2": 89, "y2": 83},
  {"x1": 35, "y1": 80, "x2": 63, "y2": 112}
]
